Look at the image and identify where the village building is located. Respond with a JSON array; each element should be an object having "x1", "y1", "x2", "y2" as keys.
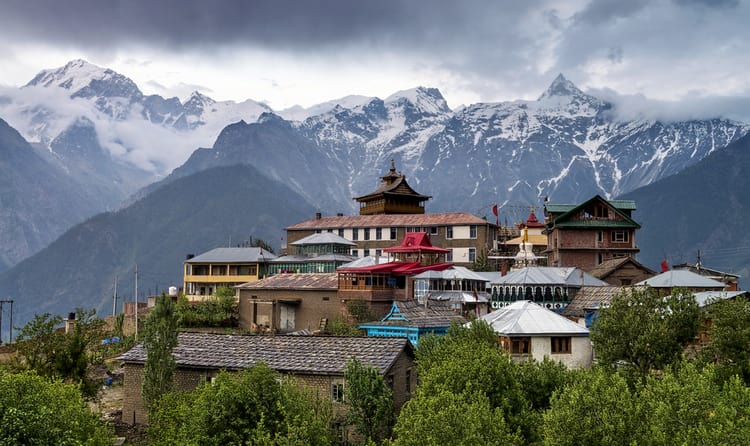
[
  {"x1": 183, "y1": 247, "x2": 276, "y2": 300},
  {"x1": 411, "y1": 266, "x2": 490, "y2": 316},
  {"x1": 284, "y1": 163, "x2": 497, "y2": 268},
  {"x1": 487, "y1": 266, "x2": 608, "y2": 312},
  {"x1": 119, "y1": 333, "x2": 416, "y2": 425},
  {"x1": 635, "y1": 269, "x2": 727, "y2": 295},
  {"x1": 542, "y1": 195, "x2": 641, "y2": 270},
  {"x1": 267, "y1": 232, "x2": 356, "y2": 275},
  {"x1": 476, "y1": 300, "x2": 593, "y2": 369},
  {"x1": 236, "y1": 273, "x2": 338, "y2": 333},
  {"x1": 586, "y1": 256, "x2": 656, "y2": 286},
  {"x1": 672, "y1": 262, "x2": 740, "y2": 291},
  {"x1": 337, "y1": 232, "x2": 453, "y2": 317},
  {"x1": 561, "y1": 285, "x2": 637, "y2": 327},
  {"x1": 359, "y1": 300, "x2": 467, "y2": 347}
]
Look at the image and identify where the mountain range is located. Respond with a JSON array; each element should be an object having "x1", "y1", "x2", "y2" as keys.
[{"x1": 0, "y1": 59, "x2": 748, "y2": 326}]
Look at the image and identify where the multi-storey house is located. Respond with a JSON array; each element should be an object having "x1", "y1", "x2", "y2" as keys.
[{"x1": 543, "y1": 195, "x2": 641, "y2": 270}]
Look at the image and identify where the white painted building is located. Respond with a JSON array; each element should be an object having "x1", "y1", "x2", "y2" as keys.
[{"x1": 474, "y1": 300, "x2": 593, "y2": 369}]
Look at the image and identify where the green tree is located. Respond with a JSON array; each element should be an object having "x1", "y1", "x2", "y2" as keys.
[
  {"x1": 15, "y1": 309, "x2": 105, "y2": 398},
  {"x1": 14, "y1": 312, "x2": 64, "y2": 377},
  {"x1": 392, "y1": 388, "x2": 521, "y2": 446},
  {"x1": 142, "y1": 294, "x2": 178, "y2": 414},
  {"x1": 636, "y1": 363, "x2": 750, "y2": 445},
  {"x1": 413, "y1": 320, "x2": 546, "y2": 443},
  {"x1": 148, "y1": 365, "x2": 334, "y2": 445},
  {"x1": 543, "y1": 367, "x2": 637, "y2": 446},
  {"x1": 0, "y1": 371, "x2": 111, "y2": 445},
  {"x1": 471, "y1": 248, "x2": 494, "y2": 272},
  {"x1": 698, "y1": 295, "x2": 750, "y2": 384},
  {"x1": 590, "y1": 287, "x2": 701, "y2": 378},
  {"x1": 344, "y1": 358, "x2": 395, "y2": 444}
]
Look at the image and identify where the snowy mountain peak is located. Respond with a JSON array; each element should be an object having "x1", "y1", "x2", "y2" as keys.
[
  {"x1": 185, "y1": 91, "x2": 216, "y2": 107},
  {"x1": 24, "y1": 59, "x2": 142, "y2": 101},
  {"x1": 385, "y1": 86, "x2": 451, "y2": 115},
  {"x1": 537, "y1": 74, "x2": 585, "y2": 100}
]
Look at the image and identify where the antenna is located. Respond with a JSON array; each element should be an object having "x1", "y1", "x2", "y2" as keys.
[
  {"x1": 112, "y1": 275, "x2": 118, "y2": 318},
  {"x1": 135, "y1": 264, "x2": 139, "y2": 342}
]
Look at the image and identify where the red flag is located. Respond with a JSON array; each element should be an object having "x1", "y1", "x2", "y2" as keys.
[
  {"x1": 660, "y1": 259, "x2": 669, "y2": 272},
  {"x1": 492, "y1": 204, "x2": 499, "y2": 226}
]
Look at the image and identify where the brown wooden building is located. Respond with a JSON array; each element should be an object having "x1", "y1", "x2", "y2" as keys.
[
  {"x1": 543, "y1": 195, "x2": 641, "y2": 270},
  {"x1": 354, "y1": 159, "x2": 430, "y2": 215}
]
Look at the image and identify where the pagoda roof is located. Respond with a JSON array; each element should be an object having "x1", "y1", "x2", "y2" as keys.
[
  {"x1": 354, "y1": 161, "x2": 431, "y2": 202},
  {"x1": 338, "y1": 261, "x2": 453, "y2": 275},
  {"x1": 383, "y1": 232, "x2": 451, "y2": 254}
]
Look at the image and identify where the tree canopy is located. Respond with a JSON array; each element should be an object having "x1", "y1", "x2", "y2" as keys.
[
  {"x1": 142, "y1": 294, "x2": 178, "y2": 414},
  {"x1": 0, "y1": 371, "x2": 111, "y2": 445}
]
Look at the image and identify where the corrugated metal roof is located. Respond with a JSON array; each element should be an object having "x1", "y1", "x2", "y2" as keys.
[
  {"x1": 186, "y1": 247, "x2": 277, "y2": 263},
  {"x1": 688, "y1": 290, "x2": 748, "y2": 307},
  {"x1": 286, "y1": 212, "x2": 494, "y2": 230},
  {"x1": 430, "y1": 290, "x2": 489, "y2": 303},
  {"x1": 413, "y1": 266, "x2": 489, "y2": 282},
  {"x1": 236, "y1": 273, "x2": 338, "y2": 290},
  {"x1": 291, "y1": 232, "x2": 356, "y2": 246},
  {"x1": 635, "y1": 270, "x2": 726, "y2": 288},
  {"x1": 337, "y1": 256, "x2": 391, "y2": 269},
  {"x1": 477, "y1": 300, "x2": 589, "y2": 336},
  {"x1": 119, "y1": 332, "x2": 410, "y2": 375},
  {"x1": 491, "y1": 267, "x2": 608, "y2": 287},
  {"x1": 561, "y1": 286, "x2": 644, "y2": 317},
  {"x1": 586, "y1": 257, "x2": 655, "y2": 279}
]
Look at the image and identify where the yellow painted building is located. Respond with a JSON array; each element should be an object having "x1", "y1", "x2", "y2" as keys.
[{"x1": 183, "y1": 247, "x2": 276, "y2": 300}]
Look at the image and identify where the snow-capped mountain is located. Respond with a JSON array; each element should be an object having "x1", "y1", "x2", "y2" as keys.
[
  {"x1": 0, "y1": 60, "x2": 748, "y2": 273},
  {"x1": 156, "y1": 75, "x2": 747, "y2": 221}
]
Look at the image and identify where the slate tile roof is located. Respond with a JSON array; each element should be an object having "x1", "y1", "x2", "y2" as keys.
[
  {"x1": 586, "y1": 257, "x2": 655, "y2": 279},
  {"x1": 119, "y1": 332, "x2": 411, "y2": 375},
  {"x1": 561, "y1": 286, "x2": 637, "y2": 317},
  {"x1": 236, "y1": 273, "x2": 338, "y2": 290},
  {"x1": 186, "y1": 247, "x2": 277, "y2": 263},
  {"x1": 361, "y1": 300, "x2": 467, "y2": 328},
  {"x1": 286, "y1": 212, "x2": 493, "y2": 230}
]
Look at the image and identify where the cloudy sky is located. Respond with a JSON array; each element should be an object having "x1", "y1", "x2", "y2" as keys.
[{"x1": 1, "y1": 0, "x2": 749, "y2": 119}]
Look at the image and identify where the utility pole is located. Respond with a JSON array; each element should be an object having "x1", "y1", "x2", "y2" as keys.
[
  {"x1": 112, "y1": 275, "x2": 118, "y2": 318},
  {"x1": 135, "y1": 265, "x2": 139, "y2": 342}
]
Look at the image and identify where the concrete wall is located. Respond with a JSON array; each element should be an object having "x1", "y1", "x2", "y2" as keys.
[{"x1": 530, "y1": 336, "x2": 592, "y2": 369}]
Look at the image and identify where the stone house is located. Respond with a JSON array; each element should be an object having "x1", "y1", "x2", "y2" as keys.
[{"x1": 119, "y1": 333, "x2": 416, "y2": 425}]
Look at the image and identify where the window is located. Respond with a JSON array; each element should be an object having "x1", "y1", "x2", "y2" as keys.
[
  {"x1": 376, "y1": 227, "x2": 382, "y2": 240},
  {"x1": 332, "y1": 381, "x2": 345, "y2": 402},
  {"x1": 429, "y1": 226, "x2": 438, "y2": 235},
  {"x1": 612, "y1": 231, "x2": 629, "y2": 243},
  {"x1": 551, "y1": 336, "x2": 571, "y2": 354},
  {"x1": 470, "y1": 225, "x2": 477, "y2": 239},
  {"x1": 468, "y1": 248, "x2": 476, "y2": 262},
  {"x1": 446, "y1": 226, "x2": 454, "y2": 239},
  {"x1": 597, "y1": 231, "x2": 603, "y2": 243},
  {"x1": 364, "y1": 249, "x2": 370, "y2": 257},
  {"x1": 390, "y1": 228, "x2": 397, "y2": 240},
  {"x1": 315, "y1": 229, "x2": 321, "y2": 234},
  {"x1": 511, "y1": 337, "x2": 531, "y2": 354},
  {"x1": 351, "y1": 249, "x2": 358, "y2": 257},
  {"x1": 338, "y1": 228, "x2": 344, "y2": 237},
  {"x1": 364, "y1": 228, "x2": 370, "y2": 240},
  {"x1": 446, "y1": 249, "x2": 453, "y2": 262},
  {"x1": 352, "y1": 228, "x2": 359, "y2": 240},
  {"x1": 375, "y1": 249, "x2": 382, "y2": 257}
]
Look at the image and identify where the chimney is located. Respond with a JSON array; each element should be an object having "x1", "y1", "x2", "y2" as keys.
[
  {"x1": 501, "y1": 260, "x2": 508, "y2": 276},
  {"x1": 65, "y1": 312, "x2": 76, "y2": 334},
  {"x1": 315, "y1": 212, "x2": 322, "y2": 219},
  {"x1": 186, "y1": 254, "x2": 194, "y2": 260}
]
